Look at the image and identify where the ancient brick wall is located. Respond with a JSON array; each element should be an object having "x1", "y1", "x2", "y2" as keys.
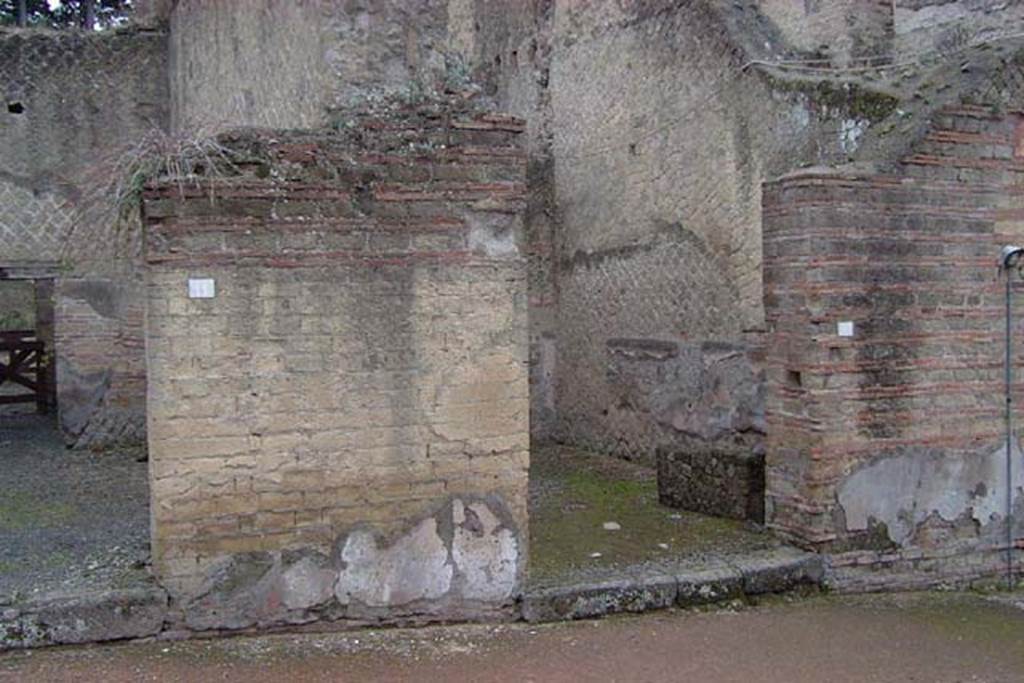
[
  {"x1": 0, "y1": 26, "x2": 169, "y2": 446},
  {"x1": 764, "y1": 106, "x2": 1024, "y2": 588},
  {"x1": 142, "y1": 108, "x2": 529, "y2": 628},
  {"x1": 166, "y1": 0, "x2": 561, "y2": 441},
  {"x1": 165, "y1": 0, "x2": 862, "y2": 469}
]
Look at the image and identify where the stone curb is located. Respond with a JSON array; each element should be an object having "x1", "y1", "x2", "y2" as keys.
[
  {"x1": 0, "y1": 549, "x2": 824, "y2": 649},
  {"x1": 520, "y1": 547, "x2": 825, "y2": 622},
  {"x1": 0, "y1": 585, "x2": 168, "y2": 650}
]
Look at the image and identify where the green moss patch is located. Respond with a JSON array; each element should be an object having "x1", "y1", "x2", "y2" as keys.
[
  {"x1": 528, "y1": 446, "x2": 774, "y2": 584},
  {"x1": 0, "y1": 491, "x2": 75, "y2": 530},
  {"x1": 761, "y1": 71, "x2": 900, "y2": 122}
]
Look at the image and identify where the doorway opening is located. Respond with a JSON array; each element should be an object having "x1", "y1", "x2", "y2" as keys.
[{"x1": 1, "y1": 274, "x2": 150, "y2": 604}]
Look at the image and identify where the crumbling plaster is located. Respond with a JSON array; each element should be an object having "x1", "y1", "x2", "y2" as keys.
[
  {"x1": 839, "y1": 442, "x2": 1024, "y2": 546},
  {"x1": 185, "y1": 497, "x2": 522, "y2": 631}
]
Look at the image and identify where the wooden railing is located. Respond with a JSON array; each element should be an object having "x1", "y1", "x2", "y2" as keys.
[{"x1": 0, "y1": 330, "x2": 49, "y2": 414}]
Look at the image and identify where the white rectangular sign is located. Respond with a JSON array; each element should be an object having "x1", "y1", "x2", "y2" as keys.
[
  {"x1": 837, "y1": 321, "x2": 854, "y2": 337},
  {"x1": 188, "y1": 278, "x2": 216, "y2": 299}
]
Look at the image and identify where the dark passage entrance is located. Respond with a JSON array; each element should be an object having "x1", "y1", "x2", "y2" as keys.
[{"x1": 1, "y1": 276, "x2": 150, "y2": 603}]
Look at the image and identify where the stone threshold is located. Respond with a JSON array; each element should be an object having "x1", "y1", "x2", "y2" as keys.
[
  {"x1": 521, "y1": 546, "x2": 825, "y2": 622},
  {"x1": 1, "y1": 547, "x2": 823, "y2": 650}
]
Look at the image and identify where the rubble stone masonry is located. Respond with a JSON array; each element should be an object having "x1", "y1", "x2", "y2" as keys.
[{"x1": 142, "y1": 107, "x2": 529, "y2": 628}]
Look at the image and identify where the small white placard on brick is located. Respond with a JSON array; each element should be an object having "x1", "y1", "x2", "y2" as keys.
[
  {"x1": 837, "y1": 321, "x2": 854, "y2": 337},
  {"x1": 188, "y1": 278, "x2": 216, "y2": 299}
]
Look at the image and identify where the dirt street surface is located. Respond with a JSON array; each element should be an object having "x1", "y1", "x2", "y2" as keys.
[{"x1": 1, "y1": 592, "x2": 1022, "y2": 682}]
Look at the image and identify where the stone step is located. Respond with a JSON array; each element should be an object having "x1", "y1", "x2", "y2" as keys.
[
  {"x1": 520, "y1": 547, "x2": 825, "y2": 622},
  {"x1": 0, "y1": 585, "x2": 168, "y2": 650}
]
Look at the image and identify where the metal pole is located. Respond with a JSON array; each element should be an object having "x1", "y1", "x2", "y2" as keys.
[
  {"x1": 1000, "y1": 245, "x2": 1021, "y2": 589},
  {"x1": 1007, "y1": 268, "x2": 1014, "y2": 590}
]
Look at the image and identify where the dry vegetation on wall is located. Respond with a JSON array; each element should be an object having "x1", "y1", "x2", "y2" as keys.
[{"x1": 82, "y1": 126, "x2": 240, "y2": 226}]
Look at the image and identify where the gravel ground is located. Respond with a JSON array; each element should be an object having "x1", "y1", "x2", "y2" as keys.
[
  {"x1": 1, "y1": 591, "x2": 1022, "y2": 682},
  {"x1": 0, "y1": 414, "x2": 151, "y2": 601}
]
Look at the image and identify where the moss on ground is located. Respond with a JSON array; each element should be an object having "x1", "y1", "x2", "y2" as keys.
[
  {"x1": 527, "y1": 446, "x2": 774, "y2": 584},
  {"x1": 0, "y1": 491, "x2": 74, "y2": 530}
]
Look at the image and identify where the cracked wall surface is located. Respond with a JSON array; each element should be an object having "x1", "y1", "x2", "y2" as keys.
[
  {"x1": 142, "y1": 113, "x2": 529, "y2": 622},
  {"x1": 183, "y1": 496, "x2": 521, "y2": 631},
  {"x1": 838, "y1": 441, "x2": 1024, "y2": 546}
]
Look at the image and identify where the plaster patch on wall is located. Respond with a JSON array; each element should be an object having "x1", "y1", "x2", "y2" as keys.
[
  {"x1": 451, "y1": 499, "x2": 518, "y2": 602},
  {"x1": 467, "y1": 213, "x2": 520, "y2": 257},
  {"x1": 840, "y1": 118, "x2": 869, "y2": 155},
  {"x1": 280, "y1": 556, "x2": 336, "y2": 611},
  {"x1": 330, "y1": 498, "x2": 521, "y2": 610},
  {"x1": 60, "y1": 279, "x2": 124, "y2": 320},
  {"x1": 838, "y1": 441, "x2": 1024, "y2": 545},
  {"x1": 790, "y1": 101, "x2": 811, "y2": 129},
  {"x1": 335, "y1": 518, "x2": 453, "y2": 607},
  {"x1": 55, "y1": 364, "x2": 111, "y2": 440}
]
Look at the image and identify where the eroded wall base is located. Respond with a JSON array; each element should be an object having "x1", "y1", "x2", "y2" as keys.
[{"x1": 178, "y1": 497, "x2": 521, "y2": 631}]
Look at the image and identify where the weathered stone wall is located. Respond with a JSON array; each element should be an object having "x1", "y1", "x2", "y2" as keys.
[
  {"x1": 165, "y1": 0, "x2": 907, "y2": 471},
  {"x1": 166, "y1": 0, "x2": 560, "y2": 441},
  {"x1": 758, "y1": 0, "x2": 894, "y2": 65},
  {"x1": 764, "y1": 105, "x2": 1024, "y2": 588},
  {"x1": 536, "y1": 0, "x2": 890, "y2": 504},
  {"x1": 142, "y1": 109, "x2": 529, "y2": 628},
  {"x1": 168, "y1": 0, "x2": 330, "y2": 130},
  {"x1": 0, "y1": 26, "x2": 168, "y2": 446},
  {"x1": 894, "y1": 0, "x2": 1024, "y2": 57},
  {"x1": 466, "y1": 1, "x2": 559, "y2": 439},
  {"x1": 168, "y1": 0, "x2": 467, "y2": 131}
]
